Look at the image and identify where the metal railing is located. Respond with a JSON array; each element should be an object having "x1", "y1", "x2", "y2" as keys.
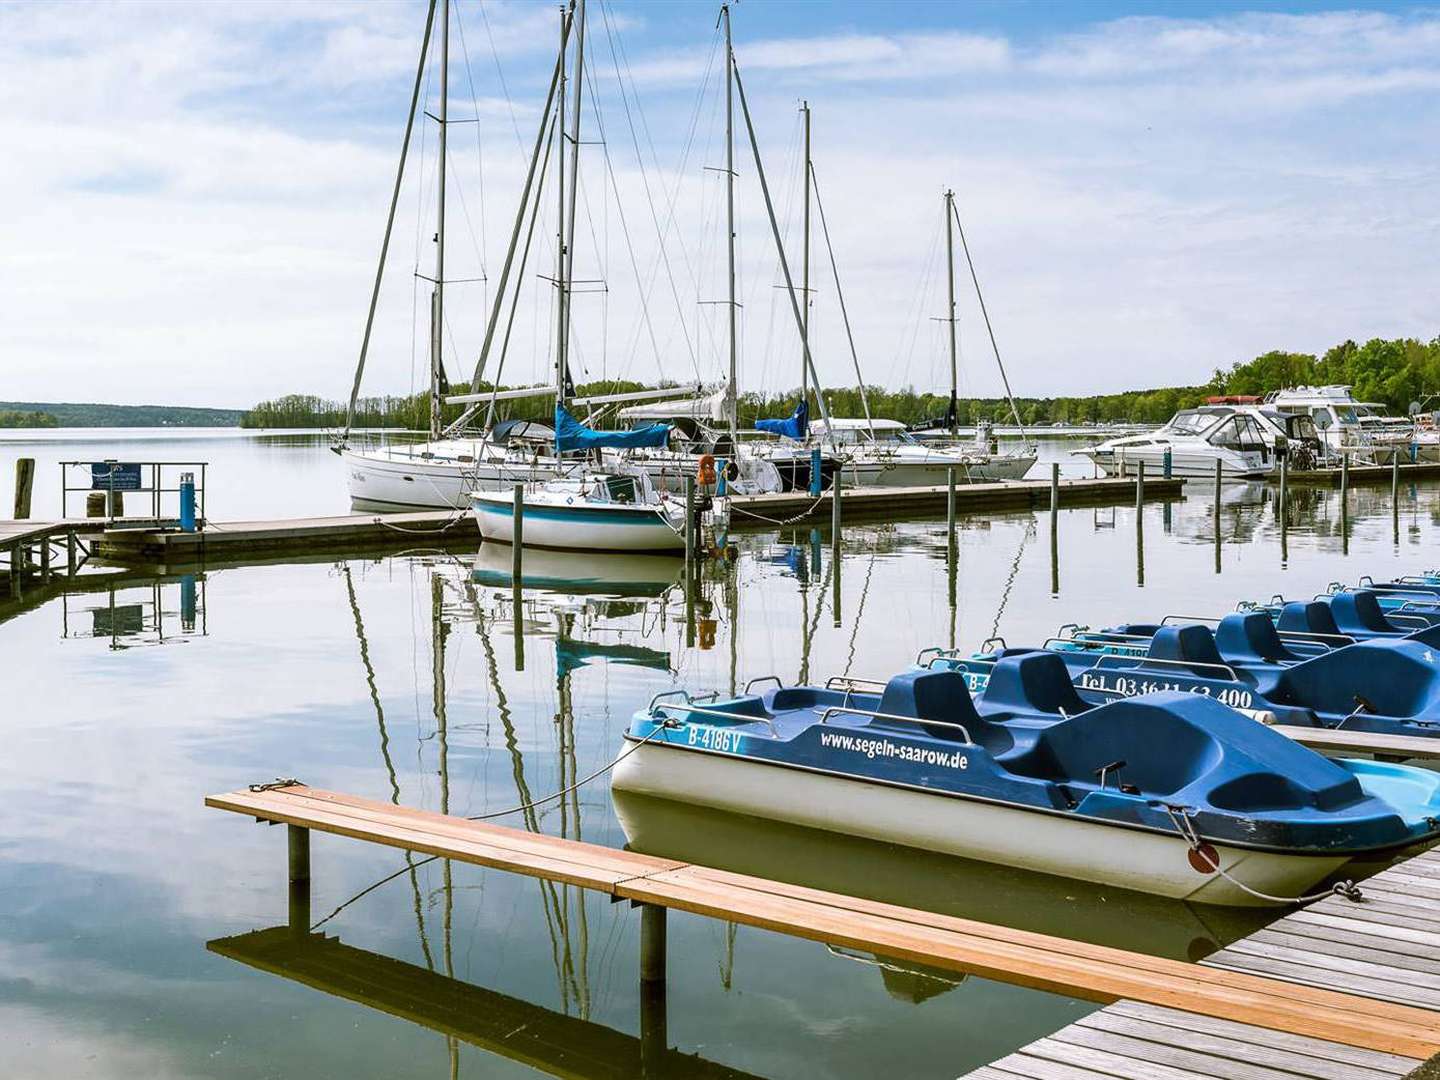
[
  {"x1": 59, "y1": 460, "x2": 207, "y2": 525},
  {"x1": 817, "y1": 705, "x2": 974, "y2": 746}
]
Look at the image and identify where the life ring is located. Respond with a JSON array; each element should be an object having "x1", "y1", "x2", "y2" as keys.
[
  {"x1": 697, "y1": 454, "x2": 717, "y2": 485},
  {"x1": 724, "y1": 459, "x2": 741, "y2": 483}
]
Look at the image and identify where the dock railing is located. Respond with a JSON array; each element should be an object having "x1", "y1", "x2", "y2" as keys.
[{"x1": 60, "y1": 460, "x2": 208, "y2": 526}]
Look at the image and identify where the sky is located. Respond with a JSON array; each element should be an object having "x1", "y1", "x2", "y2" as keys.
[{"x1": 1, "y1": 0, "x2": 1437, "y2": 409}]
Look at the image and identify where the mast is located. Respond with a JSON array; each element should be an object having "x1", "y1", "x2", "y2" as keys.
[
  {"x1": 722, "y1": 4, "x2": 738, "y2": 447},
  {"x1": 944, "y1": 188, "x2": 958, "y2": 439},
  {"x1": 560, "y1": 0, "x2": 587, "y2": 402},
  {"x1": 801, "y1": 100, "x2": 811, "y2": 418},
  {"x1": 430, "y1": 0, "x2": 450, "y2": 441},
  {"x1": 554, "y1": 6, "x2": 568, "y2": 405}
]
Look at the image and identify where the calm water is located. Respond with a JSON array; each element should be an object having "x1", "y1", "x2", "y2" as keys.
[{"x1": 3, "y1": 430, "x2": 1437, "y2": 1079}]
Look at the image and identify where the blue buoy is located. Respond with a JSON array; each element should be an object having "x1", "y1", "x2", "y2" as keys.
[
  {"x1": 179, "y1": 472, "x2": 196, "y2": 532},
  {"x1": 1163, "y1": 448, "x2": 1173, "y2": 479},
  {"x1": 809, "y1": 447, "x2": 823, "y2": 496}
]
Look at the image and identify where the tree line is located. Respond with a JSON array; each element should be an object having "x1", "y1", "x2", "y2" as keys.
[
  {"x1": 0, "y1": 409, "x2": 59, "y2": 428},
  {"x1": 241, "y1": 335, "x2": 1440, "y2": 430}
]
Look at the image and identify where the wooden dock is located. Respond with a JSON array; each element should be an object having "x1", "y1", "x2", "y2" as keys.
[
  {"x1": 726, "y1": 474, "x2": 1184, "y2": 527},
  {"x1": 1272, "y1": 724, "x2": 1440, "y2": 761},
  {"x1": 963, "y1": 846, "x2": 1440, "y2": 1079},
  {"x1": 1289, "y1": 460, "x2": 1440, "y2": 486},
  {"x1": 208, "y1": 784, "x2": 1440, "y2": 1061},
  {"x1": 0, "y1": 518, "x2": 100, "y2": 596},
  {"x1": 92, "y1": 510, "x2": 480, "y2": 563}
]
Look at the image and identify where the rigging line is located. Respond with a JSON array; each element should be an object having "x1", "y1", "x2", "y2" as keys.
[
  {"x1": 452, "y1": 4, "x2": 489, "y2": 286},
  {"x1": 443, "y1": 142, "x2": 489, "y2": 281},
  {"x1": 597, "y1": 0, "x2": 702, "y2": 378},
  {"x1": 810, "y1": 162, "x2": 874, "y2": 433},
  {"x1": 951, "y1": 199, "x2": 1031, "y2": 445},
  {"x1": 476, "y1": 0, "x2": 528, "y2": 154},
  {"x1": 578, "y1": 66, "x2": 670, "y2": 385},
  {"x1": 897, "y1": 217, "x2": 941, "y2": 389},
  {"x1": 345, "y1": 0, "x2": 438, "y2": 440}
]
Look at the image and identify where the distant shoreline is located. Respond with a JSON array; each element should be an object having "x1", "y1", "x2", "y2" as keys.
[{"x1": 0, "y1": 401, "x2": 243, "y2": 428}]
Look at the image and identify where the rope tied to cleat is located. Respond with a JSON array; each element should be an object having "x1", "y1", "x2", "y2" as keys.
[
  {"x1": 1161, "y1": 803, "x2": 1364, "y2": 906},
  {"x1": 248, "y1": 777, "x2": 302, "y2": 793}
]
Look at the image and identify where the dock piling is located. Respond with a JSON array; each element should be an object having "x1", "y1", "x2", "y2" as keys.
[
  {"x1": 1134, "y1": 460, "x2": 1145, "y2": 510},
  {"x1": 684, "y1": 477, "x2": 696, "y2": 567},
  {"x1": 40, "y1": 535, "x2": 51, "y2": 582},
  {"x1": 639, "y1": 903, "x2": 668, "y2": 1078},
  {"x1": 287, "y1": 824, "x2": 310, "y2": 937},
  {"x1": 831, "y1": 475, "x2": 842, "y2": 626},
  {"x1": 7, "y1": 542, "x2": 20, "y2": 598},
  {"x1": 1341, "y1": 453, "x2": 1351, "y2": 554},
  {"x1": 946, "y1": 467, "x2": 956, "y2": 539},
  {"x1": 510, "y1": 484, "x2": 524, "y2": 581},
  {"x1": 66, "y1": 531, "x2": 77, "y2": 577},
  {"x1": 1049, "y1": 462, "x2": 1059, "y2": 516},
  {"x1": 13, "y1": 457, "x2": 34, "y2": 520},
  {"x1": 1213, "y1": 459, "x2": 1223, "y2": 575}
]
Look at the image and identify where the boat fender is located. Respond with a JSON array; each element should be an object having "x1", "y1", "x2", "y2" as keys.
[
  {"x1": 1186, "y1": 844, "x2": 1220, "y2": 875},
  {"x1": 697, "y1": 454, "x2": 717, "y2": 485}
]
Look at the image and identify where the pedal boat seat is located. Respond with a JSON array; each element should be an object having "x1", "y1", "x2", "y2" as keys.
[
  {"x1": 1267, "y1": 638, "x2": 1440, "y2": 722},
  {"x1": 1215, "y1": 611, "x2": 1304, "y2": 665},
  {"x1": 1277, "y1": 600, "x2": 1344, "y2": 639},
  {"x1": 872, "y1": 669, "x2": 1015, "y2": 755}
]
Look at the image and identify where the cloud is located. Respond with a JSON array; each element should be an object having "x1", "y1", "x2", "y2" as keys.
[{"x1": 0, "y1": 2, "x2": 1437, "y2": 406}]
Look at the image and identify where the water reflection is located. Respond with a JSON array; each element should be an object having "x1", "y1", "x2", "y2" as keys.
[{"x1": 60, "y1": 573, "x2": 206, "y2": 648}]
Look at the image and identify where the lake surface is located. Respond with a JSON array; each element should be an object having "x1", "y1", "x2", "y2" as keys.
[{"x1": 2, "y1": 429, "x2": 1435, "y2": 1078}]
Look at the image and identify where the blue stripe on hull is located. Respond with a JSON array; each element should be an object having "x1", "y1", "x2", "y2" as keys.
[{"x1": 474, "y1": 500, "x2": 674, "y2": 528}]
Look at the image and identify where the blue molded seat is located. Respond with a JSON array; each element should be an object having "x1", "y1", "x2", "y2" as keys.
[
  {"x1": 1271, "y1": 638, "x2": 1440, "y2": 719},
  {"x1": 1277, "y1": 600, "x2": 1343, "y2": 638},
  {"x1": 1144, "y1": 624, "x2": 1231, "y2": 677},
  {"x1": 981, "y1": 652, "x2": 1091, "y2": 717},
  {"x1": 877, "y1": 669, "x2": 984, "y2": 741},
  {"x1": 1329, "y1": 590, "x2": 1407, "y2": 637},
  {"x1": 1216, "y1": 611, "x2": 1302, "y2": 665}
]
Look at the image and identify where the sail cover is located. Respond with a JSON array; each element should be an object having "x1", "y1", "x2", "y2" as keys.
[
  {"x1": 554, "y1": 405, "x2": 670, "y2": 452},
  {"x1": 755, "y1": 399, "x2": 808, "y2": 440}
]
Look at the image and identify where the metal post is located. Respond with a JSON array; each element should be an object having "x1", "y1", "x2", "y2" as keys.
[
  {"x1": 1049, "y1": 462, "x2": 1059, "y2": 516},
  {"x1": 1163, "y1": 448, "x2": 1172, "y2": 479},
  {"x1": 946, "y1": 467, "x2": 956, "y2": 539},
  {"x1": 13, "y1": 458, "x2": 34, "y2": 519},
  {"x1": 639, "y1": 904, "x2": 667, "y2": 1079},
  {"x1": 511, "y1": 483, "x2": 524, "y2": 580},
  {"x1": 288, "y1": 824, "x2": 311, "y2": 937}
]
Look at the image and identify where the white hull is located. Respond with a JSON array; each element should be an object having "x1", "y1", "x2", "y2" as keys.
[
  {"x1": 471, "y1": 493, "x2": 685, "y2": 554},
  {"x1": 838, "y1": 454, "x2": 1035, "y2": 487},
  {"x1": 1084, "y1": 447, "x2": 1269, "y2": 479},
  {"x1": 343, "y1": 446, "x2": 559, "y2": 511},
  {"x1": 612, "y1": 743, "x2": 1349, "y2": 906}
]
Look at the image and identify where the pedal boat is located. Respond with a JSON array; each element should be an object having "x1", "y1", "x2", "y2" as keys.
[
  {"x1": 943, "y1": 613, "x2": 1440, "y2": 739},
  {"x1": 613, "y1": 659, "x2": 1440, "y2": 906}
]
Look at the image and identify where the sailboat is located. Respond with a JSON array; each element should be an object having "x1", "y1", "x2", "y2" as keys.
[{"x1": 469, "y1": 0, "x2": 688, "y2": 556}]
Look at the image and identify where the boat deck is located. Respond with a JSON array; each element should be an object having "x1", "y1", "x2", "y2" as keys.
[
  {"x1": 963, "y1": 845, "x2": 1440, "y2": 1078},
  {"x1": 208, "y1": 784, "x2": 1440, "y2": 1061}
]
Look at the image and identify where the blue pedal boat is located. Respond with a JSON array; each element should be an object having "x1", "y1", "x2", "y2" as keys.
[
  {"x1": 613, "y1": 658, "x2": 1440, "y2": 906},
  {"x1": 943, "y1": 613, "x2": 1440, "y2": 738}
]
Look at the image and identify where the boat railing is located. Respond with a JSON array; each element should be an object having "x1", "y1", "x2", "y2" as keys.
[
  {"x1": 1160, "y1": 614, "x2": 1221, "y2": 626},
  {"x1": 979, "y1": 637, "x2": 1007, "y2": 653},
  {"x1": 744, "y1": 676, "x2": 785, "y2": 694},
  {"x1": 1277, "y1": 629, "x2": 1356, "y2": 646},
  {"x1": 816, "y1": 706, "x2": 974, "y2": 746},
  {"x1": 1088, "y1": 654, "x2": 1242, "y2": 682},
  {"x1": 1042, "y1": 635, "x2": 1146, "y2": 652},
  {"x1": 646, "y1": 690, "x2": 784, "y2": 737}
]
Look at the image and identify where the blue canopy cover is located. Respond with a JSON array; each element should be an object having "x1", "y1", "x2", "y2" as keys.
[
  {"x1": 755, "y1": 399, "x2": 808, "y2": 440},
  {"x1": 554, "y1": 405, "x2": 670, "y2": 452}
]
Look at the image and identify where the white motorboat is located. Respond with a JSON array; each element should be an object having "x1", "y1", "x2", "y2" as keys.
[
  {"x1": 815, "y1": 418, "x2": 1035, "y2": 486},
  {"x1": 1076, "y1": 405, "x2": 1281, "y2": 478},
  {"x1": 1263, "y1": 386, "x2": 1397, "y2": 464}
]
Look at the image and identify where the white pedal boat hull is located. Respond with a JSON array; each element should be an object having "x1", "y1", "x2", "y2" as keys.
[{"x1": 611, "y1": 742, "x2": 1349, "y2": 906}]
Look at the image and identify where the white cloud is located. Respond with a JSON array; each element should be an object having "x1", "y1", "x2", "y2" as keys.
[{"x1": 0, "y1": 2, "x2": 1437, "y2": 407}]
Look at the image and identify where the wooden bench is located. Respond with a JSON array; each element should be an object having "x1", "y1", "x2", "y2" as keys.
[{"x1": 208, "y1": 783, "x2": 1440, "y2": 1059}]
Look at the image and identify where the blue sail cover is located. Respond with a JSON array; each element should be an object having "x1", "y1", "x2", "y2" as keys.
[
  {"x1": 554, "y1": 405, "x2": 670, "y2": 452},
  {"x1": 755, "y1": 399, "x2": 808, "y2": 440}
]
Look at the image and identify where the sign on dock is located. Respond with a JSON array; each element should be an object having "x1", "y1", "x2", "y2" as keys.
[{"x1": 90, "y1": 462, "x2": 143, "y2": 491}]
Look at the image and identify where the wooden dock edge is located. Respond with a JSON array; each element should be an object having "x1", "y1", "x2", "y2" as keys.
[{"x1": 207, "y1": 784, "x2": 1440, "y2": 1060}]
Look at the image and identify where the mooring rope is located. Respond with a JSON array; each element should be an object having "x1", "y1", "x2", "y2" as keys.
[
  {"x1": 306, "y1": 723, "x2": 674, "y2": 931},
  {"x1": 1161, "y1": 804, "x2": 1363, "y2": 906},
  {"x1": 728, "y1": 492, "x2": 828, "y2": 527}
]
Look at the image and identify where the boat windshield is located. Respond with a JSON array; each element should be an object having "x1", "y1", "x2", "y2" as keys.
[{"x1": 1166, "y1": 411, "x2": 1213, "y2": 436}]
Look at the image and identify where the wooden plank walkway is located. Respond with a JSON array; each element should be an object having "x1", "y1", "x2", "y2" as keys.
[
  {"x1": 726, "y1": 475, "x2": 1185, "y2": 527},
  {"x1": 963, "y1": 846, "x2": 1440, "y2": 1078},
  {"x1": 1271, "y1": 725, "x2": 1440, "y2": 761},
  {"x1": 95, "y1": 511, "x2": 479, "y2": 562},
  {"x1": 207, "y1": 784, "x2": 1440, "y2": 1060}
]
